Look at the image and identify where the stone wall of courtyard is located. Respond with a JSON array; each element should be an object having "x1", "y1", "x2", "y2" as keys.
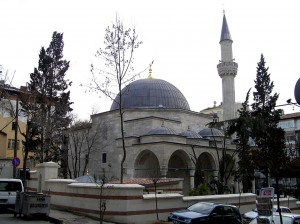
[{"x1": 25, "y1": 162, "x2": 300, "y2": 224}]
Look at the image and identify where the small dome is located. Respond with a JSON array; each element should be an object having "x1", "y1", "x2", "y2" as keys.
[
  {"x1": 198, "y1": 128, "x2": 224, "y2": 137},
  {"x1": 110, "y1": 78, "x2": 190, "y2": 111},
  {"x1": 180, "y1": 128, "x2": 203, "y2": 139},
  {"x1": 147, "y1": 126, "x2": 177, "y2": 135},
  {"x1": 75, "y1": 175, "x2": 95, "y2": 183}
]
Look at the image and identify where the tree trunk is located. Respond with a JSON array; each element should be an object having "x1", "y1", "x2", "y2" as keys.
[{"x1": 120, "y1": 109, "x2": 126, "y2": 184}]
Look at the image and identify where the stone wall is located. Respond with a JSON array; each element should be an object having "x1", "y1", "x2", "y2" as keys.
[{"x1": 26, "y1": 162, "x2": 300, "y2": 224}]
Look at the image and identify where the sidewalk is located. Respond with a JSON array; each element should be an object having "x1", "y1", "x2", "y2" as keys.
[{"x1": 49, "y1": 209, "x2": 114, "y2": 224}]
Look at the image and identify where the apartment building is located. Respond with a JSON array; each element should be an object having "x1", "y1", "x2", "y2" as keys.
[{"x1": 0, "y1": 82, "x2": 28, "y2": 178}]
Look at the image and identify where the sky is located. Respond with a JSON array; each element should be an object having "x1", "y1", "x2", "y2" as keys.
[{"x1": 1, "y1": 0, "x2": 300, "y2": 120}]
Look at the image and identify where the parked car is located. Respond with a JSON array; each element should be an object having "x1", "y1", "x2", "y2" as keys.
[
  {"x1": 243, "y1": 206, "x2": 291, "y2": 223},
  {"x1": 0, "y1": 178, "x2": 24, "y2": 209},
  {"x1": 168, "y1": 202, "x2": 242, "y2": 224},
  {"x1": 249, "y1": 213, "x2": 300, "y2": 224}
]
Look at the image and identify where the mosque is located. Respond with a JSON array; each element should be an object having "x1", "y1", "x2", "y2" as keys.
[{"x1": 70, "y1": 14, "x2": 240, "y2": 194}]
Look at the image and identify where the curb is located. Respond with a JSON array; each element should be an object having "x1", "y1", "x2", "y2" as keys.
[{"x1": 47, "y1": 216, "x2": 64, "y2": 224}]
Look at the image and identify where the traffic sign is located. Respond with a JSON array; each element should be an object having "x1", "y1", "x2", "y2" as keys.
[
  {"x1": 260, "y1": 187, "x2": 274, "y2": 197},
  {"x1": 12, "y1": 157, "x2": 20, "y2": 167}
]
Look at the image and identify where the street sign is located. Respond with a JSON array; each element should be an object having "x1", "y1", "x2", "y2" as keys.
[
  {"x1": 12, "y1": 157, "x2": 20, "y2": 167},
  {"x1": 257, "y1": 197, "x2": 273, "y2": 217},
  {"x1": 260, "y1": 187, "x2": 274, "y2": 197}
]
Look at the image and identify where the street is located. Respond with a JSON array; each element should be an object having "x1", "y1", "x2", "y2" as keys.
[
  {"x1": 0, "y1": 213, "x2": 53, "y2": 224},
  {"x1": 0, "y1": 208, "x2": 108, "y2": 224}
]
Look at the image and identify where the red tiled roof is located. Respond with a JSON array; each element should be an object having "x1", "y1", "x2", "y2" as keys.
[{"x1": 110, "y1": 179, "x2": 178, "y2": 185}]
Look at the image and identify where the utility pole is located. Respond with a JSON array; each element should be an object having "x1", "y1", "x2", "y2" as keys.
[{"x1": 13, "y1": 97, "x2": 19, "y2": 178}]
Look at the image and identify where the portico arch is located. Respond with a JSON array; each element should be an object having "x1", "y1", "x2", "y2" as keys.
[
  {"x1": 134, "y1": 150, "x2": 160, "y2": 178},
  {"x1": 167, "y1": 150, "x2": 192, "y2": 194},
  {"x1": 195, "y1": 152, "x2": 217, "y2": 187}
]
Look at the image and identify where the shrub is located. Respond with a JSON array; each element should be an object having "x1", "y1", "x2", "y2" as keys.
[{"x1": 189, "y1": 183, "x2": 211, "y2": 196}]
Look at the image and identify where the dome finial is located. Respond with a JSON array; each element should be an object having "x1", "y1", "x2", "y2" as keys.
[{"x1": 148, "y1": 60, "x2": 154, "y2": 79}]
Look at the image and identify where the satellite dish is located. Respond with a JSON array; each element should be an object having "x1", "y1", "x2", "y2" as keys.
[{"x1": 295, "y1": 78, "x2": 300, "y2": 104}]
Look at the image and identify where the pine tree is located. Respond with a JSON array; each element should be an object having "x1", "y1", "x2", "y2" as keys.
[
  {"x1": 250, "y1": 54, "x2": 288, "y2": 224},
  {"x1": 251, "y1": 54, "x2": 287, "y2": 181},
  {"x1": 228, "y1": 54, "x2": 289, "y2": 196},
  {"x1": 228, "y1": 90, "x2": 255, "y2": 192},
  {"x1": 21, "y1": 31, "x2": 72, "y2": 163}
]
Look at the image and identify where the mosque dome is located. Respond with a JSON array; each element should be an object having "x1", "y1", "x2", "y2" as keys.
[
  {"x1": 198, "y1": 128, "x2": 224, "y2": 138},
  {"x1": 180, "y1": 127, "x2": 203, "y2": 139},
  {"x1": 147, "y1": 126, "x2": 177, "y2": 135},
  {"x1": 110, "y1": 78, "x2": 190, "y2": 111}
]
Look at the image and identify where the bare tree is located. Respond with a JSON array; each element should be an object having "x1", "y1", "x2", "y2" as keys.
[
  {"x1": 207, "y1": 122, "x2": 238, "y2": 194},
  {"x1": 67, "y1": 116, "x2": 103, "y2": 178},
  {"x1": 188, "y1": 145, "x2": 205, "y2": 188},
  {"x1": 89, "y1": 17, "x2": 143, "y2": 183},
  {"x1": 97, "y1": 174, "x2": 115, "y2": 224}
]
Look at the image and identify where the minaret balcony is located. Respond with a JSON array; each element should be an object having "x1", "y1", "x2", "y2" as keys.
[{"x1": 217, "y1": 61, "x2": 238, "y2": 77}]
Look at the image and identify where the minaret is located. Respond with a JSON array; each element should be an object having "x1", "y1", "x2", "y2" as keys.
[{"x1": 217, "y1": 12, "x2": 238, "y2": 121}]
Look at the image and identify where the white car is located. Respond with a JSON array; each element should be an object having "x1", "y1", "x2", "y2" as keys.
[
  {"x1": 243, "y1": 206, "x2": 291, "y2": 223},
  {"x1": 249, "y1": 213, "x2": 300, "y2": 224},
  {"x1": 0, "y1": 178, "x2": 24, "y2": 208}
]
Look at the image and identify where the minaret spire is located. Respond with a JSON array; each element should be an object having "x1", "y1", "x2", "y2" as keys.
[
  {"x1": 217, "y1": 12, "x2": 238, "y2": 121},
  {"x1": 220, "y1": 13, "x2": 232, "y2": 42}
]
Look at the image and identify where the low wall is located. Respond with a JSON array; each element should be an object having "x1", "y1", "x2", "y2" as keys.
[
  {"x1": 0, "y1": 159, "x2": 13, "y2": 178},
  {"x1": 26, "y1": 162, "x2": 300, "y2": 224}
]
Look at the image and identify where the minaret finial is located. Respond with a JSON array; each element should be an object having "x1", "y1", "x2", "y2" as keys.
[{"x1": 148, "y1": 60, "x2": 154, "y2": 79}]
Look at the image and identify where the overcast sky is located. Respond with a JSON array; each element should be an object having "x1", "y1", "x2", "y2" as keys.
[{"x1": 1, "y1": 0, "x2": 300, "y2": 120}]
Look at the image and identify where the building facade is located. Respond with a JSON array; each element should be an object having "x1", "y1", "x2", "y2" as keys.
[
  {"x1": 279, "y1": 112, "x2": 300, "y2": 157},
  {"x1": 0, "y1": 83, "x2": 28, "y2": 177}
]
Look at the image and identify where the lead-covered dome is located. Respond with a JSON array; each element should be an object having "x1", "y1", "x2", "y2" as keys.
[
  {"x1": 198, "y1": 128, "x2": 224, "y2": 138},
  {"x1": 147, "y1": 126, "x2": 177, "y2": 135},
  {"x1": 180, "y1": 130, "x2": 203, "y2": 139},
  {"x1": 110, "y1": 78, "x2": 190, "y2": 111}
]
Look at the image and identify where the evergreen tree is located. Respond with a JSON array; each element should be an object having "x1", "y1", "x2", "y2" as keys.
[
  {"x1": 207, "y1": 121, "x2": 238, "y2": 194},
  {"x1": 250, "y1": 54, "x2": 287, "y2": 183},
  {"x1": 228, "y1": 90, "x2": 255, "y2": 192},
  {"x1": 21, "y1": 31, "x2": 72, "y2": 163},
  {"x1": 250, "y1": 54, "x2": 288, "y2": 223},
  {"x1": 228, "y1": 54, "x2": 289, "y2": 198}
]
